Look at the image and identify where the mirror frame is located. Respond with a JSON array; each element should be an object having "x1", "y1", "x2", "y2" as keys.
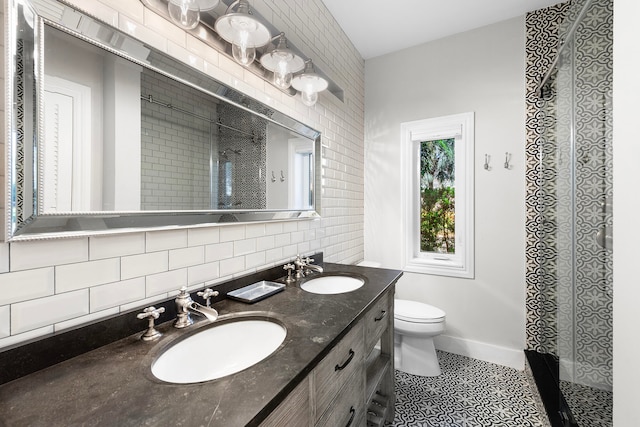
[{"x1": 5, "y1": 0, "x2": 322, "y2": 241}]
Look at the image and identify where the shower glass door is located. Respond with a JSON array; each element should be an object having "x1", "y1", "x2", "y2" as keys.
[{"x1": 541, "y1": 0, "x2": 613, "y2": 424}]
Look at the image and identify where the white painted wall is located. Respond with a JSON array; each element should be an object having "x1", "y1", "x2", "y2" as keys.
[
  {"x1": 612, "y1": 0, "x2": 640, "y2": 424},
  {"x1": 364, "y1": 17, "x2": 526, "y2": 369}
]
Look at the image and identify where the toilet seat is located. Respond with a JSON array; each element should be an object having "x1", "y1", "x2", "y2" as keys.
[{"x1": 395, "y1": 299, "x2": 445, "y2": 323}]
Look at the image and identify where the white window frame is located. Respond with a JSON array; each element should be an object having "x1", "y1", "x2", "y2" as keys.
[{"x1": 400, "y1": 112, "x2": 475, "y2": 278}]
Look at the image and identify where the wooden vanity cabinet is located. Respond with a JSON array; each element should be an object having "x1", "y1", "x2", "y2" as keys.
[{"x1": 260, "y1": 286, "x2": 395, "y2": 427}]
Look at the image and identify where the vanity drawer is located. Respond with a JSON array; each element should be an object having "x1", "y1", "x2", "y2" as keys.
[
  {"x1": 316, "y1": 369, "x2": 365, "y2": 427},
  {"x1": 313, "y1": 322, "x2": 364, "y2": 421},
  {"x1": 364, "y1": 292, "x2": 392, "y2": 351}
]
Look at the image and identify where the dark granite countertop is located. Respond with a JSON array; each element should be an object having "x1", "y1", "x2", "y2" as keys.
[{"x1": 0, "y1": 262, "x2": 401, "y2": 426}]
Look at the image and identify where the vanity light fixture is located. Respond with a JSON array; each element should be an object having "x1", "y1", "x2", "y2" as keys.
[
  {"x1": 291, "y1": 60, "x2": 328, "y2": 107},
  {"x1": 153, "y1": 0, "x2": 336, "y2": 104},
  {"x1": 168, "y1": 0, "x2": 200, "y2": 30},
  {"x1": 260, "y1": 33, "x2": 305, "y2": 90},
  {"x1": 214, "y1": 0, "x2": 271, "y2": 66}
]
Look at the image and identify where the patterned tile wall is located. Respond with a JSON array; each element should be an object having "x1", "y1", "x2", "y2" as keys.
[
  {"x1": 0, "y1": 0, "x2": 365, "y2": 349},
  {"x1": 525, "y1": 0, "x2": 612, "y2": 389}
]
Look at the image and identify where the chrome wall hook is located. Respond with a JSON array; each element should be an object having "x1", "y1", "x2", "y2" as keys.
[
  {"x1": 280, "y1": 170, "x2": 285, "y2": 182},
  {"x1": 271, "y1": 171, "x2": 276, "y2": 182},
  {"x1": 504, "y1": 152, "x2": 512, "y2": 169},
  {"x1": 484, "y1": 154, "x2": 491, "y2": 171}
]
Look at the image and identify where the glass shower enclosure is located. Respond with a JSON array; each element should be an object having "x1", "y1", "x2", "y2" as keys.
[{"x1": 538, "y1": 0, "x2": 613, "y2": 425}]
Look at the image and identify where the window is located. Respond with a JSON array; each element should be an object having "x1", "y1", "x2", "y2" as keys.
[{"x1": 401, "y1": 112, "x2": 475, "y2": 278}]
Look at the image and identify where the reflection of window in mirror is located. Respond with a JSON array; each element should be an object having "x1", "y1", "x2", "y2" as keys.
[{"x1": 292, "y1": 151, "x2": 313, "y2": 209}]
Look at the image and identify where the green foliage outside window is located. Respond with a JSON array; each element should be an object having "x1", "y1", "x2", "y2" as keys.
[{"x1": 420, "y1": 139, "x2": 455, "y2": 253}]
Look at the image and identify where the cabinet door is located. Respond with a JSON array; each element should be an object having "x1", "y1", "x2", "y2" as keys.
[
  {"x1": 316, "y1": 370, "x2": 365, "y2": 427},
  {"x1": 260, "y1": 377, "x2": 311, "y2": 427},
  {"x1": 313, "y1": 322, "x2": 364, "y2": 421}
]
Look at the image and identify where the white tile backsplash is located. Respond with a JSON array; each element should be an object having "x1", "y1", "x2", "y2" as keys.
[
  {"x1": 55, "y1": 258, "x2": 121, "y2": 293},
  {"x1": 187, "y1": 227, "x2": 220, "y2": 247},
  {"x1": 0, "y1": 268, "x2": 55, "y2": 306},
  {"x1": 121, "y1": 251, "x2": 168, "y2": 280},
  {"x1": 146, "y1": 229, "x2": 188, "y2": 252},
  {"x1": 11, "y1": 290, "x2": 90, "y2": 334},
  {"x1": 10, "y1": 239, "x2": 88, "y2": 271},
  {"x1": 0, "y1": 243, "x2": 8, "y2": 273},
  {"x1": 219, "y1": 225, "x2": 246, "y2": 243},
  {"x1": 146, "y1": 268, "x2": 187, "y2": 296},
  {"x1": 0, "y1": 305, "x2": 9, "y2": 338},
  {"x1": 89, "y1": 233, "x2": 146, "y2": 260},
  {"x1": 90, "y1": 277, "x2": 146, "y2": 312},
  {"x1": 0, "y1": 0, "x2": 364, "y2": 349},
  {"x1": 187, "y1": 261, "x2": 220, "y2": 286},
  {"x1": 219, "y1": 257, "x2": 246, "y2": 277},
  {"x1": 233, "y1": 239, "x2": 257, "y2": 257},
  {"x1": 169, "y1": 246, "x2": 205, "y2": 270},
  {"x1": 205, "y1": 242, "x2": 234, "y2": 262}
]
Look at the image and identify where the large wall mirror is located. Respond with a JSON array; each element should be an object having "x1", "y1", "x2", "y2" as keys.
[{"x1": 6, "y1": 0, "x2": 321, "y2": 240}]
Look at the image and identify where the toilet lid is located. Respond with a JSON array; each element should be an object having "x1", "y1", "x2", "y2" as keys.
[{"x1": 395, "y1": 299, "x2": 445, "y2": 323}]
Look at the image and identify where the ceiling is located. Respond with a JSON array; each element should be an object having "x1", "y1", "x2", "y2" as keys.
[{"x1": 321, "y1": 0, "x2": 565, "y2": 59}]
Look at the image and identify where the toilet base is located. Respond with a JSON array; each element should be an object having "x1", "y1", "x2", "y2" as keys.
[{"x1": 395, "y1": 334, "x2": 442, "y2": 376}]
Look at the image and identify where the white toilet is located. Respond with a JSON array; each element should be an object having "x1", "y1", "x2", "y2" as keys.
[
  {"x1": 356, "y1": 261, "x2": 446, "y2": 377},
  {"x1": 394, "y1": 299, "x2": 446, "y2": 376}
]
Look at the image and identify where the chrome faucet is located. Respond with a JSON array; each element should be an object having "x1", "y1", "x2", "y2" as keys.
[
  {"x1": 293, "y1": 254, "x2": 323, "y2": 279},
  {"x1": 174, "y1": 287, "x2": 218, "y2": 328}
]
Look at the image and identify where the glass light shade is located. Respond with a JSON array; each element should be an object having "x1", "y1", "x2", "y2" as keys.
[
  {"x1": 232, "y1": 41, "x2": 256, "y2": 66},
  {"x1": 273, "y1": 64, "x2": 293, "y2": 89},
  {"x1": 168, "y1": 0, "x2": 200, "y2": 30},
  {"x1": 300, "y1": 90, "x2": 318, "y2": 107}
]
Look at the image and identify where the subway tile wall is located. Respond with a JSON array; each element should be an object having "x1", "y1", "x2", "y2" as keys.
[{"x1": 0, "y1": 0, "x2": 365, "y2": 349}]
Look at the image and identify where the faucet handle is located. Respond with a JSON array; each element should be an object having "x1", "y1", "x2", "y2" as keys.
[
  {"x1": 136, "y1": 306, "x2": 165, "y2": 341},
  {"x1": 283, "y1": 263, "x2": 295, "y2": 283},
  {"x1": 197, "y1": 288, "x2": 219, "y2": 307},
  {"x1": 303, "y1": 256, "x2": 314, "y2": 264}
]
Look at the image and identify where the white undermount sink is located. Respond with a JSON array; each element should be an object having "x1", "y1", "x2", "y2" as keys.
[
  {"x1": 151, "y1": 318, "x2": 286, "y2": 384},
  {"x1": 300, "y1": 275, "x2": 365, "y2": 294}
]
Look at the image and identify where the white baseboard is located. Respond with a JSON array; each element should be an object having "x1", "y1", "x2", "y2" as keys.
[{"x1": 434, "y1": 334, "x2": 524, "y2": 371}]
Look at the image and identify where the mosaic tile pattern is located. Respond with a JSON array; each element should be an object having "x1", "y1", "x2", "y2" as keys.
[
  {"x1": 524, "y1": 1, "x2": 572, "y2": 356},
  {"x1": 560, "y1": 380, "x2": 612, "y2": 427},
  {"x1": 388, "y1": 352, "x2": 546, "y2": 427}
]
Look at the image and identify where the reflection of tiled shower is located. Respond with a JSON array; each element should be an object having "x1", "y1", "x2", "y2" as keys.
[
  {"x1": 526, "y1": 0, "x2": 612, "y2": 424},
  {"x1": 139, "y1": 68, "x2": 267, "y2": 210},
  {"x1": 216, "y1": 104, "x2": 267, "y2": 210}
]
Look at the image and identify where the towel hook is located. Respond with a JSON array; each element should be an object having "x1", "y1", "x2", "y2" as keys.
[
  {"x1": 280, "y1": 170, "x2": 285, "y2": 182},
  {"x1": 484, "y1": 154, "x2": 491, "y2": 171},
  {"x1": 271, "y1": 171, "x2": 276, "y2": 182},
  {"x1": 504, "y1": 152, "x2": 511, "y2": 169}
]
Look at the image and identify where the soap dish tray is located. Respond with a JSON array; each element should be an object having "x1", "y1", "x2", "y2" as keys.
[{"x1": 227, "y1": 281, "x2": 285, "y2": 303}]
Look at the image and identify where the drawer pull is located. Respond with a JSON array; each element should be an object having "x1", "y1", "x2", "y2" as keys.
[
  {"x1": 345, "y1": 406, "x2": 355, "y2": 427},
  {"x1": 335, "y1": 349, "x2": 355, "y2": 371},
  {"x1": 374, "y1": 310, "x2": 387, "y2": 322}
]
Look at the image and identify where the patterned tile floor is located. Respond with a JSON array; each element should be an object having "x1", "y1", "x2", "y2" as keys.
[
  {"x1": 560, "y1": 380, "x2": 612, "y2": 427},
  {"x1": 387, "y1": 351, "x2": 547, "y2": 427}
]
